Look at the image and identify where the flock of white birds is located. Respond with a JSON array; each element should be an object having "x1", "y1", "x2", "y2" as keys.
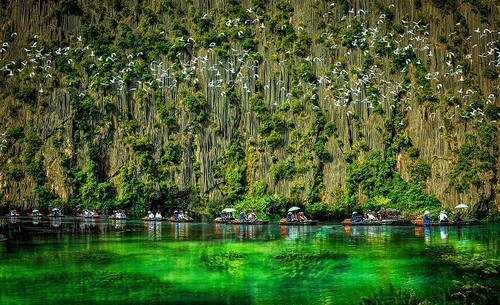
[{"x1": 0, "y1": 2, "x2": 498, "y2": 140}]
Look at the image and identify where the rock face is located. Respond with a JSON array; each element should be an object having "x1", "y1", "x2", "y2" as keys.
[{"x1": 0, "y1": 0, "x2": 498, "y2": 216}]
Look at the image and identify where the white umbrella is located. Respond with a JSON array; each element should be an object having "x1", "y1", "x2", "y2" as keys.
[
  {"x1": 455, "y1": 203, "x2": 469, "y2": 209},
  {"x1": 222, "y1": 208, "x2": 236, "y2": 213},
  {"x1": 288, "y1": 206, "x2": 300, "y2": 212}
]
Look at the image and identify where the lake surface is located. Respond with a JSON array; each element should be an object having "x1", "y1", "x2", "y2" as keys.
[{"x1": 0, "y1": 218, "x2": 498, "y2": 305}]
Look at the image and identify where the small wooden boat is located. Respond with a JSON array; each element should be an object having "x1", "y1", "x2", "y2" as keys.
[
  {"x1": 412, "y1": 219, "x2": 480, "y2": 226},
  {"x1": 214, "y1": 218, "x2": 268, "y2": 224},
  {"x1": 78, "y1": 210, "x2": 100, "y2": 218},
  {"x1": 170, "y1": 217, "x2": 194, "y2": 223},
  {"x1": 109, "y1": 215, "x2": 127, "y2": 220},
  {"x1": 279, "y1": 219, "x2": 318, "y2": 225},
  {"x1": 30, "y1": 209, "x2": 43, "y2": 217},
  {"x1": 214, "y1": 217, "x2": 235, "y2": 224},
  {"x1": 234, "y1": 219, "x2": 269, "y2": 225},
  {"x1": 342, "y1": 219, "x2": 398, "y2": 226},
  {"x1": 48, "y1": 208, "x2": 64, "y2": 217},
  {"x1": 144, "y1": 216, "x2": 168, "y2": 221}
]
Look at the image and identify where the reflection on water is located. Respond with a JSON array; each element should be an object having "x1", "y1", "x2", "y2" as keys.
[
  {"x1": 50, "y1": 217, "x2": 62, "y2": 228},
  {"x1": 0, "y1": 219, "x2": 497, "y2": 305},
  {"x1": 440, "y1": 226, "x2": 449, "y2": 239}
]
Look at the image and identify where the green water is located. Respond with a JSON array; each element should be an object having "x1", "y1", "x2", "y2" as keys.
[{"x1": 0, "y1": 218, "x2": 498, "y2": 304}]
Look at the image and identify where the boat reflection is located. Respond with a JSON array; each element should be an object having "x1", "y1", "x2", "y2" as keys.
[
  {"x1": 145, "y1": 221, "x2": 163, "y2": 240},
  {"x1": 281, "y1": 225, "x2": 315, "y2": 240},
  {"x1": 424, "y1": 226, "x2": 431, "y2": 244},
  {"x1": 440, "y1": 226, "x2": 449, "y2": 239},
  {"x1": 77, "y1": 218, "x2": 107, "y2": 234},
  {"x1": 111, "y1": 219, "x2": 126, "y2": 230},
  {"x1": 235, "y1": 224, "x2": 266, "y2": 240},
  {"x1": 50, "y1": 217, "x2": 62, "y2": 228},
  {"x1": 343, "y1": 225, "x2": 391, "y2": 241},
  {"x1": 172, "y1": 222, "x2": 189, "y2": 240}
]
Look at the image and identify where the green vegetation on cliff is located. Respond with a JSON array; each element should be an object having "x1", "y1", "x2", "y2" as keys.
[{"x1": 0, "y1": 0, "x2": 498, "y2": 219}]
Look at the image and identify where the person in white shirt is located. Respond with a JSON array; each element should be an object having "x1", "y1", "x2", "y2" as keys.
[
  {"x1": 438, "y1": 210, "x2": 449, "y2": 222},
  {"x1": 367, "y1": 212, "x2": 377, "y2": 221}
]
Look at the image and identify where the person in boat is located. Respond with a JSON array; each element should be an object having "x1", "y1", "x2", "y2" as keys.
[
  {"x1": 247, "y1": 211, "x2": 258, "y2": 222},
  {"x1": 439, "y1": 210, "x2": 449, "y2": 223},
  {"x1": 286, "y1": 212, "x2": 294, "y2": 222},
  {"x1": 147, "y1": 210, "x2": 155, "y2": 220},
  {"x1": 298, "y1": 212, "x2": 307, "y2": 222},
  {"x1": 155, "y1": 211, "x2": 162, "y2": 220},
  {"x1": 453, "y1": 212, "x2": 463, "y2": 222},
  {"x1": 351, "y1": 212, "x2": 361, "y2": 222},
  {"x1": 366, "y1": 211, "x2": 377, "y2": 221},
  {"x1": 173, "y1": 210, "x2": 179, "y2": 220},
  {"x1": 221, "y1": 211, "x2": 226, "y2": 220},
  {"x1": 423, "y1": 210, "x2": 432, "y2": 224},
  {"x1": 116, "y1": 210, "x2": 121, "y2": 218},
  {"x1": 226, "y1": 212, "x2": 235, "y2": 221},
  {"x1": 239, "y1": 212, "x2": 246, "y2": 222}
]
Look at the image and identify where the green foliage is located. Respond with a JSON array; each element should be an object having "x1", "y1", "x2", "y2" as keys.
[
  {"x1": 158, "y1": 104, "x2": 178, "y2": 131},
  {"x1": 182, "y1": 93, "x2": 207, "y2": 132},
  {"x1": 291, "y1": 62, "x2": 316, "y2": 84},
  {"x1": 307, "y1": 201, "x2": 342, "y2": 219},
  {"x1": 250, "y1": 180, "x2": 269, "y2": 197},
  {"x1": 5, "y1": 165, "x2": 24, "y2": 181},
  {"x1": 432, "y1": 0, "x2": 458, "y2": 12},
  {"x1": 483, "y1": 66, "x2": 498, "y2": 80},
  {"x1": 465, "y1": 0, "x2": 491, "y2": 22},
  {"x1": 162, "y1": 138, "x2": 182, "y2": 165},
  {"x1": 234, "y1": 194, "x2": 287, "y2": 219},
  {"x1": 23, "y1": 130, "x2": 42, "y2": 166},
  {"x1": 374, "y1": 1, "x2": 394, "y2": 21},
  {"x1": 271, "y1": 157, "x2": 297, "y2": 181},
  {"x1": 346, "y1": 150, "x2": 440, "y2": 212},
  {"x1": 407, "y1": 147, "x2": 420, "y2": 158},
  {"x1": 485, "y1": 104, "x2": 500, "y2": 121},
  {"x1": 392, "y1": 46, "x2": 417, "y2": 70},
  {"x1": 214, "y1": 141, "x2": 247, "y2": 205},
  {"x1": 71, "y1": 96, "x2": 99, "y2": 133},
  {"x1": 407, "y1": 158, "x2": 431, "y2": 188},
  {"x1": 447, "y1": 123, "x2": 497, "y2": 195},
  {"x1": 5, "y1": 126, "x2": 24, "y2": 140},
  {"x1": 126, "y1": 136, "x2": 151, "y2": 153},
  {"x1": 347, "y1": 150, "x2": 393, "y2": 196},
  {"x1": 35, "y1": 184, "x2": 59, "y2": 209},
  {"x1": 341, "y1": 19, "x2": 366, "y2": 50},
  {"x1": 264, "y1": 130, "x2": 283, "y2": 149},
  {"x1": 293, "y1": 32, "x2": 312, "y2": 57},
  {"x1": 70, "y1": 163, "x2": 117, "y2": 211},
  {"x1": 12, "y1": 84, "x2": 37, "y2": 107},
  {"x1": 51, "y1": 0, "x2": 83, "y2": 16},
  {"x1": 312, "y1": 135, "x2": 332, "y2": 162}
]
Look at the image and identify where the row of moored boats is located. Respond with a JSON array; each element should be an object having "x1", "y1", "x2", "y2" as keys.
[{"x1": 4, "y1": 209, "x2": 481, "y2": 226}]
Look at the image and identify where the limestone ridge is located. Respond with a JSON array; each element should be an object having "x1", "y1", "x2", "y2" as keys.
[{"x1": 0, "y1": 0, "x2": 498, "y2": 216}]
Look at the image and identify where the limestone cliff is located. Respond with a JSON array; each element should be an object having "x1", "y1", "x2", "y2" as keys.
[{"x1": 0, "y1": 0, "x2": 498, "y2": 217}]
